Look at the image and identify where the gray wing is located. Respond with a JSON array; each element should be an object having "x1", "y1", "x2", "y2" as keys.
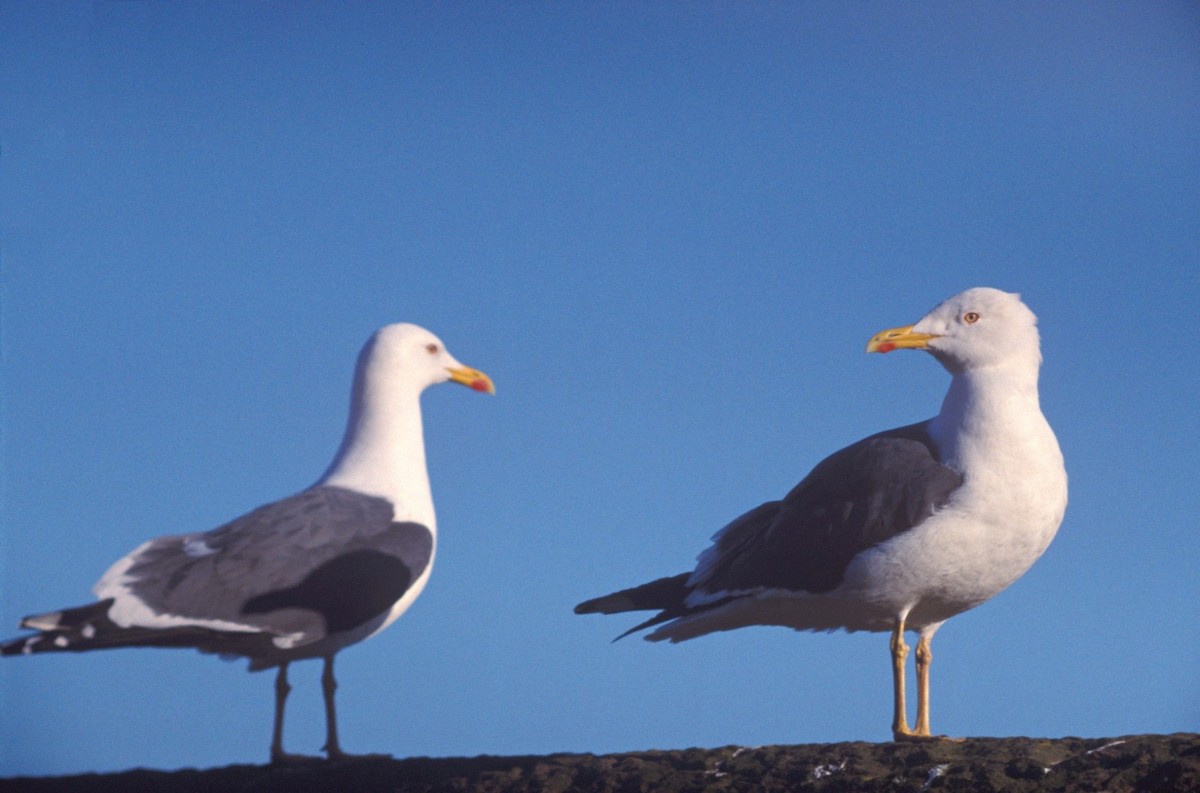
[
  {"x1": 689, "y1": 421, "x2": 963, "y2": 597},
  {"x1": 115, "y1": 485, "x2": 433, "y2": 644}
]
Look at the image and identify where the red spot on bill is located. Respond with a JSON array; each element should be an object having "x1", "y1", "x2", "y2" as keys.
[{"x1": 877, "y1": 342, "x2": 896, "y2": 353}]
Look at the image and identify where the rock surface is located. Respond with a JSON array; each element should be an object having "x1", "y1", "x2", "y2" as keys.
[{"x1": 4, "y1": 733, "x2": 1197, "y2": 792}]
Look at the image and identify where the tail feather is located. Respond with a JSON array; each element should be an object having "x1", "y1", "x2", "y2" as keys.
[
  {"x1": 1, "y1": 598, "x2": 272, "y2": 659},
  {"x1": 19, "y1": 600, "x2": 113, "y2": 632},
  {"x1": 575, "y1": 573, "x2": 697, "y2": 641},
  {"x1": 574, "y1": 573, "x2": 690, "y2": 615}
]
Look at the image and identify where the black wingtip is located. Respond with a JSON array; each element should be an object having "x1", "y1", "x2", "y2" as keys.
[
  {"x1": 611, "y1": 626, "x2": 639, "y2": 643},
  {"x1": 573, "y1": 598, "x2": 612, "y2": 615},
  {"x1": 0, "y1": 635, "x2": 34, "y2": 656},
  {"x1": 574, "y1": 573, "x2": 693, "y2": 616}
]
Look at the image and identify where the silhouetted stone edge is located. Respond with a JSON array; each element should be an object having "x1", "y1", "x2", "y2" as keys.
[{"x1": 3, "y1": 733, "x2": 1197, "y2": 792}]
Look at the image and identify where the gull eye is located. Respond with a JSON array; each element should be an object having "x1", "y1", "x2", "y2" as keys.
[
  {"x1": 963, "y1": 312, "x2": 980, "y2": 324},
  {"x1": 425, "y1": 343, "x2": 439, "y2": 354}
]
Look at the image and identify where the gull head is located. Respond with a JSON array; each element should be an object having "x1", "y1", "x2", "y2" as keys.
[
  {"x1": 867, "y1": 287, "x2": 1041, "y2": 374},
  {"x1": 360, "y1": 323, "x2": 495, "y2": 396}
]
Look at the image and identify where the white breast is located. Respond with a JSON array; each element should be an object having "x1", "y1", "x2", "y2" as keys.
[{"x1": 838, "y1": 405, "x2": 1067, "y2": 629}]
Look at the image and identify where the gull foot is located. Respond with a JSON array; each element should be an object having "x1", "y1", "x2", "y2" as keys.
[
  {"x1": 892, "y1": 730, "x2": 965, "y2": 743},
  {"x1": 324, "y1": 748, "x2": 393, "y2": 762},
  {"x1": 270, "y1": 751, "x2": 324, "y2": 765}
]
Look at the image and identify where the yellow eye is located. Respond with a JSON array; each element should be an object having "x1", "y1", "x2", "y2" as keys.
[
  {"x1": 963, "y1": 312, "x2": 980, "y2": 324},
  {"x1": 425, "y1": 343, "x2": 439, "y2": 354}
]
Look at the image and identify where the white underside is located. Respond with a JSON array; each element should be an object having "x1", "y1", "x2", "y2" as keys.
[
  {"x1": 654, "y1": 369, "x2": 1067, "y2": 643},
  {"x1": 653, "y1": 490, "x2": 1062, "y2": 642}
]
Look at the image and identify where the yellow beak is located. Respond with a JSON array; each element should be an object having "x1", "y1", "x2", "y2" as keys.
[
  {"x1": 865, "y1": 324, "x2": 939, "y2": 354},
  {"x1": 447, "y1": 365, "x2": 496, "y2": 395}
]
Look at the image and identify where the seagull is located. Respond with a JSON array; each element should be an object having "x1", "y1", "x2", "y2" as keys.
[
  {"x1": 575, "y1": 288, "x2": 1067, "y2": 741},
  {"x1": 1, "y1": 323, "x2": 495, "y2": 762}
]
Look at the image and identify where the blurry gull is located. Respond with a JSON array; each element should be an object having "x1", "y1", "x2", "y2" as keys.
[
  {"x1": 2, "y1": 323, "x2": 494, "y2": 762},
  {"x1": 576, "y1": 288, "x2": 1066, "y2": 740}
]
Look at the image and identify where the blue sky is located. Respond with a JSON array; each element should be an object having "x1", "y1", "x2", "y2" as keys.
[{"x1": 2, "y1": 1, "x2": 1197, "y2": 777}]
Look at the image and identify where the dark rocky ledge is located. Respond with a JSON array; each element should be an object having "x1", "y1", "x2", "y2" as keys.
[{"x1": 3, "y1": 733, "x2": 1197, "y2": 792}]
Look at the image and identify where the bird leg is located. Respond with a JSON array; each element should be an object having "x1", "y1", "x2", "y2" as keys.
[
  {"x1": 889, "y1": 618, "x2": 913, "y2": 739},
  {"x1": 269, "y1": 663, "x2": 320, "y2": 764},
  {"x1": 893, "y1": 625, "x2": 960, "y2": 741},
  {"x1": 320, "y1": 655, "x2": 345, "y2": 759},
  {"x1": 913, "y1": 632, "x2": 933, "y2": 737},
  {"x1": 319, "y1": 655, "x2": 390, "y2": 761}
]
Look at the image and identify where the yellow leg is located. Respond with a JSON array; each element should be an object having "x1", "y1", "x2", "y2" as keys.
[
  {"x1": 901, "y1": 625, "x2": 961, "y2": 742},
  {"x1": 913, "y1": 632, "x2": 933, "y2": 737},
  {"x1": 890, "y1": 618, "x2": 912, "y2": 739}
]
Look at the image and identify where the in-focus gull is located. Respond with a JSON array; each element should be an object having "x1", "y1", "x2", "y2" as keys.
[{"x1": 576, "y1": 288, "x2": 1066, "y2": 740}]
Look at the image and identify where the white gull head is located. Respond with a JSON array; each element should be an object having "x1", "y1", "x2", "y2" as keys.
[
  {"x1": 912, "y1": 287, "x2": 1042, "y2": 376},
  {"x1": 318, "y1": 323, "x2": 494, "y2": 521}
]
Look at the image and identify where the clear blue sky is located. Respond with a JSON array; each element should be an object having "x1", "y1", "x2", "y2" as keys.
[{"x1": 2, "y1": 1, "x2": 1197, "y2": 777}]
